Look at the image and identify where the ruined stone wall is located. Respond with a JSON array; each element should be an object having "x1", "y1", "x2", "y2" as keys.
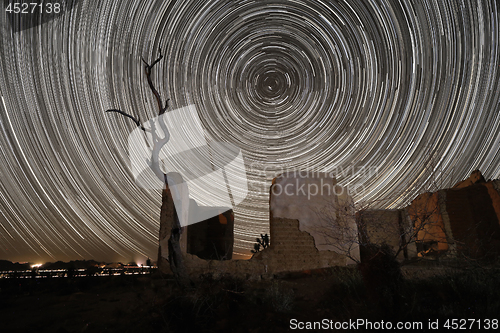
[
  {"x1": 358, "y1": 171, "x2": 500, "y2": 261},
  {"x1": 406, "y1": 191, "x2": 449, "y2": 252},
  {"x1": 175, "y1": 216, "x2": 347, "y2": 278},
  {"x1": 157, "y1": 186, "x2": 177, "y2": 274},
  {"x1": 186, "y1": 206, "x2": 234, "y2": 260},
  {"x1": 269, "y1": 171, "x2": 359, "y2": 264},
  {"x1": 158, "y1": 170, "x2": 500, "y2": 279},
  {"x1": 159, "y1": 171, "x2": 358, "y2": 278},
  {"x1": 174, "y1": 217, "x2": 346, "y2": 278},
  {"x1": 443, "y1": 182, "x2": 500, "y2": 259},
  {"x1": 158, "y1": 180, "x2": 235, "y2": 274},
  {"x1": 266, "y1": 217, "x2": 347, "y2": 271},
  {"x1": 358, "y1": 209, "x2": 417, "y2": 261},
  {"x1": 405, "y1": 171, "x2": 500, "y2": 259}
]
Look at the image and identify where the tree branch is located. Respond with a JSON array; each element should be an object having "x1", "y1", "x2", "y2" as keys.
[
  {"x1": 141, "y1": 47, "x2": 170, "y2": 115},
  {"x1": 106, "y1": 47, "x2": 190, "y2": 287},
  {"x1": 106, "y1": 109, "x2": 146, "y2": 132}
]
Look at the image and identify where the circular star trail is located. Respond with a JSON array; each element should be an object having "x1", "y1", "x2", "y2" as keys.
[{"x1": 0, "y1": 0, "x2": 499, "y2": 262}]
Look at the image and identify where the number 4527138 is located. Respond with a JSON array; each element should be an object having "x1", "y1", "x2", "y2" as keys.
[
  {"x1": 444, "y1": 319, "x2": 498, "y2": 330},
  {"x1": 6, "y1": 2, "x2": 61, "y2": 14}
]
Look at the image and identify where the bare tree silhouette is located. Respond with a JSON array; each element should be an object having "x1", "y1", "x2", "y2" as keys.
[{"x1": 106, "y1": 47, "x2": 190, "y2": 287}]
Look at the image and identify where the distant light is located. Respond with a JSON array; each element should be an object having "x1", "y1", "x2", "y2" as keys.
[{"x1": 31, "y1": 264, "x2": 42, "y2": 268}]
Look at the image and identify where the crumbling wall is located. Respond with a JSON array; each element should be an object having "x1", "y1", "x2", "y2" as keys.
[
  {"x1": 359, "y1": 171, "x2": 500, "y2": 261},
  {"x1": 484, "y1": 182, "x2": 500, "y2": 227},
  {"x1": 452, "y1": 170, "x2": 485, "y2": 188},
  {"x1": 443, "y1": 182, "x2": 500, "y2": 259},
  {"x1": 157, "y1": 184, "x2": 178, "y2": 274},
  {"x1": 358, "y1": 209, "x2": 417, "y2": 261},
  {"x1": 405, "y1": 171, "x2": 500, "y2": 259},
  {"x1": 158, "y1": 180, "x2": 235, "y2": 274},
  {"x1": 158, "y1": 170, "x2": 500, "y2": 279},
  {"x1": 265, "y1": 217, "x2": 346, "y2": 271},
  {"x1": 187, "y1": 204, "x2": 234, "y2": 260},
  {"x1": 269, "y1": 171, "x2": 359, "y2": 264},
  {"x1": 407, "y1": 191, "x2": 449, "y2": 253},
  {"x1": 175, "y1": 216, "x2": 347, "y2": 278},
  {"x1": 159, "y1": 171, "x2": 358, "y2": 278}
]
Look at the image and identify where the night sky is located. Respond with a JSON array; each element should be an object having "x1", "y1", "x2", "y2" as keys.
[{"x1": 0, "y1": 0, "x2": 499, "y2": 263}]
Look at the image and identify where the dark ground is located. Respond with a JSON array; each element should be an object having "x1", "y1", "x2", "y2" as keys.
[{"x1": 0, "y1": 263, "x2": 499, "y2": 332}]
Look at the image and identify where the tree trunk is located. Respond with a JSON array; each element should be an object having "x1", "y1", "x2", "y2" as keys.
[{"x1": 168, "y1": 207, "x2": 191, "y2": 288}]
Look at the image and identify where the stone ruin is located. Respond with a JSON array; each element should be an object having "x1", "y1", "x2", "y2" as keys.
[
  {"x1": 268, "y1": 172, "x2": 359, "y2": 268},
  {"x1": 158, "y1": 170, "x2": 500, "y2": 278},
  {"x1": 357, "y1": 209, "x2": 417, "y2": 262},
  {"x1": 158, "y1": 171, "x2": 357, "y2": 278},
  {"x1": 358, "y1": 170, "x2": 500, "y2": 260},
  {"x1": 157, "y1": 173, "x2": 235, "y2": 271}
]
